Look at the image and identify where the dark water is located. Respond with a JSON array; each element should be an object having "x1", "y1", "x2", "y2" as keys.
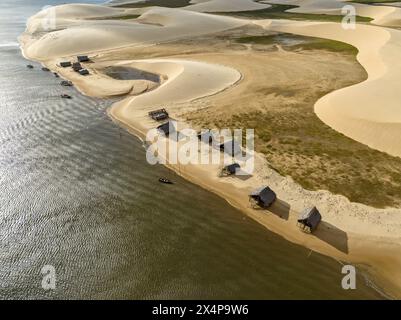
[{"x1": 0, "y1": 0, "x2": 384, "y2": 300}]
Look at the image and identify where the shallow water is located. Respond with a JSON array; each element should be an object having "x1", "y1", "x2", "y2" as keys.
[
  {"x1": 104, "y1": 66, "x2": 160, "y2": 82},
  {"x1": 0, "y1": 0, "x2": 385, "y2": 299}
]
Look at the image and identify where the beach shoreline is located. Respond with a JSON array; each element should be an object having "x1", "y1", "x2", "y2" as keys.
[{"x1": 19, "y1": 2, "x2": 401, "y2": 299}]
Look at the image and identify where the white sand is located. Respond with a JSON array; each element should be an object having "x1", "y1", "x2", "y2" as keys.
[{"x1": 20, "y1": 1, "x2": 401, "y2": 297}]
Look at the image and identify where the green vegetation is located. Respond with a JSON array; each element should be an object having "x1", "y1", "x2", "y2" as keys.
[
  {"x1": 87, "y1": 14, "x2": 140, "y2": 20},
  {"x1": 113, "y1": 0, "x2": 191, "y2": 8},
  {"x1": 215, "y1": 4, "x2": 373, "y2": 23},
  {"x1": 234, "y1": 34, "x2": 359, "y2": 55},
  {"x1": 351, "y1": 0, "x2": 396, "y2": 3},
  {"x1": 211, "y1": 109, "x2": 401, "y2": 209}
]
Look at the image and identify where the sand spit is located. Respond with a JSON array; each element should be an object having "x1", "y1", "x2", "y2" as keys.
[{"x1": 20, "y1": 2, "x2": 401, "y2": 297}]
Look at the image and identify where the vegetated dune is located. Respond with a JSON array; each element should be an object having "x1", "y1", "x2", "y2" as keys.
[
  {"x1": 184, "y1": 0, "x2": 271, "y2": 12},
  {"x1": 264, "y1": 0, "x2": 401, "y2": 27},
  {"x1": 255, "y1": 18, "x2": 401, "y2": 157}
]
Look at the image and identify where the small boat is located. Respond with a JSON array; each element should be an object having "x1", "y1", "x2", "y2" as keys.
[
  {"x1": 60, "y1": 94, "x2": 72, "y2": 99},
  {"x1": 27, "y1": 64, "x2": 34, "y2": 69},
  {"x1": 60, "y1": 80, "x2": 73, "y2": 87},
  {"x1": 42, "y1": 67, "x2": 50, "y2": 72},
  {"x1": 159, "y1": 178, "x2": 173, "y2": 184}
]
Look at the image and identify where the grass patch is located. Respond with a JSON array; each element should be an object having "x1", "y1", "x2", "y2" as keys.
[
  {"x1": 234, "y1": 34, "x2": 358, "y2": 54},
  {"x1": 87, "y1": 14, "x2": 140, "y2": 20},
  {"x1": 215, "y1": 4, "x2": 373, "y2": 23},
  {"x1": 113, "y1": 0, "x2": 191, "y2": 8}
]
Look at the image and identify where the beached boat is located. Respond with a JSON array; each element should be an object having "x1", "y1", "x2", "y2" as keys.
[
  {"x1": 26, "y1": 64, "x2": 34, "y2": 69},
  {"x1": 159, "y1": 178, "x2": 173, "y2": 184},
  {"x1": 60, "y1": 94, "x2": 72, "y2": 99},
  {"x1": 60, "y1": 80, "x2": 73, "y2": 87},
  {"x1": 41, "y1": 67, "x2": 50, "y2": 72}
]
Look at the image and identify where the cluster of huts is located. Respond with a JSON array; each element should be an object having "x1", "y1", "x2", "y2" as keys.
[
  {"x1": 148, "y1": 107, "x2": 322, "y2": 233},
  {"x1": 59, "y1": 55, "x2": 91, "y2": 76}
]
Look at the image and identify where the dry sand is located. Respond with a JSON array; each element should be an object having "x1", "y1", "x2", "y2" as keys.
[{"x1": 20, "y1": 1, "x2": 401, "y2": 298}]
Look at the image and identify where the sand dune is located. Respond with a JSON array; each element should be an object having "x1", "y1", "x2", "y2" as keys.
[{"x1": 22, "y1": 6, "x2": 246, "y2": 60}]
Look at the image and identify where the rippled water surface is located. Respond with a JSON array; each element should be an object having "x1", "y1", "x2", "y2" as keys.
[{"x1": 0, "y1": 0, "x2": 384, "y2": 299}]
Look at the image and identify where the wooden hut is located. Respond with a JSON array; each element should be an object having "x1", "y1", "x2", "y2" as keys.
[
  {"x1": 297, "y1": 207, "x2": 322, "y2": 233},
  {"x1": 157, "y1": 121, "x2": 175, "y2": 137},
  {"x1": 77, "y1": 55, "x2": 90, "y2": 62},
  {"x1": 60, "y1": 61, "x2": 72, "y2": 68},
  {"x1": 149, "y1": 108, "x2": 169, "y2": 121},
  {"x1": 197, "y1": 131, "x2": 214, "y2": 144},
  {"x1": 219, "y1": 140, "x2": 241, "y2": 156},
  {"x1": 249, "y1": 186, "x2": 276, "y2": 208},
  {"x1": 220, "y1": 163, "x2": 240, "y2": 176},
  {"x1": 78, "y1": 69, "x2": 90, "y2": 76},
  {"x1": 72, "y1": 62, "x2": 82, "y2": 72}
]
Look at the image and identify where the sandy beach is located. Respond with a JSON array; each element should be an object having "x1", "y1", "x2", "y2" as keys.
[{"x1": 20, "y1": 1, "x2": 401, "y2": 298}]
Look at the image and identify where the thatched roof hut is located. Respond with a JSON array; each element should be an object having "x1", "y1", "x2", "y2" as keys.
[
  {"x1": 149, "y1": 108, "x2": 169, "y2": 121},
  {"x1": 197, "y1": 131, "x2": 214, "y2": 144},
  {"x1": 77, "y1": 55, "x2": 90, "y2": 62},
  {"x1": 219, "y1": 140, "x2": 241, "y2": 156},
  {"x1": 249, "y1": 186, "x2": 276, "y2": 208},
  {"x1": 220, "y1": 163, "x2": 240, "y2": 176},
  {"x1": 157, "y1": 121, "x2": 175, "y2": 136},
  {"x1": 72, "y1": 62, "x2": 82, "y2": 72},
  {"x1": 78, "y1": 69, "x2": 90, "y2": 76},
  {"x1": 297, "y1": 207, "x2": 321, "y2": 233},
  {"x1": 60, "y1": 61, "x2": 72, "y2": 68}
]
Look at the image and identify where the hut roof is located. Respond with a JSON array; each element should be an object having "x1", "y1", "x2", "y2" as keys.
[
  {"x1": 157, "y1": 121, "x2": 175, "y2": 136},
  {"x1": 149, "y1": 108, "x2": 169, "y2": 121},
  {"x1": 60, "y1": 61, "x2": 72, "y2": 67},
  {"x1": 78, "y1": 69, "x2": 89, "y2": 75},
  {"x1": 219, "y1": 140, "x2": 242, "y2": 156},
  {"x1": 77, "y1": 55, "x2": 90, "y2": 62},
  {"x1": 298, "y1": 207, "x2": 321, "y2": 230},
  {"x1": 249, "y1": 186, "x2": 276, "y2": 207},
  {"x1": 224, "y1": 163, "x2": 240, "y2": 174},
  {"x1": 198, "y1": 131, "x2": 214, "y2": 144}
]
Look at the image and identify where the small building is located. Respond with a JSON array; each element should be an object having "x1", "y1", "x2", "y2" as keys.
[
  {"x1": 220, "y1": 163, "x2": 240, "y2": 176},
  {"x1": 149, "y1": 108, "x2": 169, "y2": 121},
  {"x1": 77, "y1": 55, "x2": 90, "y2": 62},
  {"x1": 249, "y1": 186, "x2": 276, "y2": 208},
  {"x1": 157, "y1": 121, "x2": 175, "y2": 137},
  {"x1": 78, "y1": 69, "x2": 90, "y2": 76},
  {"x1": 72, "y1": 62, "x2": 82, "y2": 72},
  {"x1": 219, "y1": 140, "x2": 242, "y2": 156},
  {"x1": 60, "y1": 61, "x2": 72, "y2": 68},
  {"x1": 297, "y1": 207, "x2": 322, "y2": 233},
  {"x1": 197, "y1": 131, "x2": 214, "y2": 144}
]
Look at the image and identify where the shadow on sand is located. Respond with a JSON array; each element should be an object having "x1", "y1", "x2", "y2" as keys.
[
  {"x1": 270, "y1": 199, "x2": 291, "y2": 220},
  {"x1": 313, "y1": 221, "x2": 349, "y2": 254}
]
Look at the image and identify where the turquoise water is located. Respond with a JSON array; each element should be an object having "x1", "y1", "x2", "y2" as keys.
[{"x1": 0, "y1": 0, "x2": 384, "y2": 299}]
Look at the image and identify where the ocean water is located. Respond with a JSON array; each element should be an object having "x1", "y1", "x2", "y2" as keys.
[{"x1": 0, "y1": 0, "x2": 384, "y2": 299}]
